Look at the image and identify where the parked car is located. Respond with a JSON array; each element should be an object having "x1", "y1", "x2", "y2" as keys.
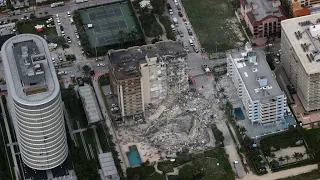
[
  {"x1": 60, "y1": 25, "x2": 64, "y2": 31},
  {"x1": 81, "y1": 48, "x2": 84, "y2": 54},
  {"x1": 52, "y1": 57, "x2": 55, "y2": 63},
  {"x1": 178, "y1": 11, "x2": 183, "y2": 17},
  {"x1": 74, "y1": 30, "x2": 78, "y2": 35},
  {"x1": 97, "y1": 63, "x2": 105, "y2": 67},
  {"x1": 67, "y1": 37, "x2": 71, "y2": 43},
  {"x1": 67, "y1": 11, "x2": 71, "y2": 17}
]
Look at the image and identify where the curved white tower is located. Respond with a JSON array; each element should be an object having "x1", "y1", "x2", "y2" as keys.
[{"x1": 1, "y1": 34, "x2": 68, "y2": 170}]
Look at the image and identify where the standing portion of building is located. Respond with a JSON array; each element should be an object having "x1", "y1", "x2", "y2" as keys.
[
  {"x1": 227, "y1": 43, "x2": 286, "y2": 124},
  {"x1": 1, "y1": 34, "x2": 68, "y2": 170},
  {"x1": 240, "y1": 0, "x2": 286, "y2": 38},
  {"x1": 108, "y1": 41, "x2": 188, "y2": 120},
  {"x1": 281, "y1": 14, "x2": 320, "y2": 112}
]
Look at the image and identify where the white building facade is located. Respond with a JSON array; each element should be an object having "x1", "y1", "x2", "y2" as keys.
[
  {"x1": 227, "y1": 43, "x2": 287, "y2": 124},
  {"x1": 1, "y1": 34, "x2": 68, "y2": 170}
]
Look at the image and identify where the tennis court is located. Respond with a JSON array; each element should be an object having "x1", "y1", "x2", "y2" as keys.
[{"x1": 79, "y1": 2, "x2": 140, "y2": 47}]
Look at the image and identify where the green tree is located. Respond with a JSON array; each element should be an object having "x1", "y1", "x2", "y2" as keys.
[
  {"x1": 278, "y1": 156, "x2": 285, "y2": 164},
  {"x1": 179, "y1": 164, "x2": 194, "y2": 180},
  {"x1": 284, "y1": 155, "x2": 290, "y2": 162},
  {"x1": 150, "y1": 22, "x2": 162, "y2": 38},
  {"x1": 82, "y1": 65, "x2": 92, "y2": 76},
  {"x1": 292, "y1": 152, "x2": 300, "y2": 161},
  {"x1": 44, "y1": 11, "x2": 48, "y2": 16},
  {"x1": 269, "y1": 153, "x2": 276, "y2": 159},
  {"x1": 150, "y1": 0, "x2": 166, "y2": 15}
]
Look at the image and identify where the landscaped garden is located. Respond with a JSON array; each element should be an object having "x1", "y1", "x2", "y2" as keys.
[
  {"x1": 260, "y1": 129, "x2": 312, "y2": 171},
  {"x1": 303, "y1": 128, "x2": 320, "y2": 161},
  {"x1": 17, "y1": 17, "x2": 57, "y2": 36}
]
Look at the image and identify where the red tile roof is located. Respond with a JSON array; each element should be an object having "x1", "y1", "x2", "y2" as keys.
[
  {"x1": 240, "y1": 0, "x2": 287, "y2": 26},
  {"x1": 294, "y1": 8, "x2": 311, "y2": 17}
]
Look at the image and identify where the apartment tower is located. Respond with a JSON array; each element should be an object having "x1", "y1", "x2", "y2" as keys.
[
  {"x1": 227, "y1": 43, "x2": 287, "y2": 124},
  {"x1": 281, "y1": 14, "x2": 320, "y2": 111},
  {"x1": 108, "y1": 41, "x2": 188, "y2": 120},
  {"x1": 1, "y1": 34, "x2": 68, "y2": 170}
]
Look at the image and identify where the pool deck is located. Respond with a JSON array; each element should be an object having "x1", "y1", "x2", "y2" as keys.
[{"x1": 120, "y1": 142, "x2": 161, "y2": 167}]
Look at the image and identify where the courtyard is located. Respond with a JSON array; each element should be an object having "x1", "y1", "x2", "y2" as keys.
[{"x1": 78, "y1": 2, "x2": 142, "y2": 47}]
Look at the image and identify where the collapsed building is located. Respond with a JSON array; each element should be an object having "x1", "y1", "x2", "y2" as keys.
[{"x1": 108, "y1": 40, "x2": 188, "y2": 121}]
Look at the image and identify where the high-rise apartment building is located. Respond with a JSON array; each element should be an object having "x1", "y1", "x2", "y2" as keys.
[
  {"x1": 281, "y1": 14, "x2": 320, "y2": 112},
  {"x1": 1, "y1": 34, "x2": 68, "y2": 170},
  {"x1": 108, "y1": 40, "x2": 188, "y2": 119},
  {"x1": 227, "y1": 43, "x2": 287, "y2": 124}
]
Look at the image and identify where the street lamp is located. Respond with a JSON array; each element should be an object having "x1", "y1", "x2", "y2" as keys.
[{"x1": 95, "y1": 44, "x2": 98, "y2": 60}]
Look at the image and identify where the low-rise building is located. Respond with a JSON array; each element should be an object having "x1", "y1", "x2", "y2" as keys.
[
  {"x1": 240, "y1": 0, "x2": 286, "y2": 38},
  {"x1": 108, "y1": 41, "x2": 188, "y2": 120},
  {"x1": 227, "y1": 43, "x2": 287, "y2": 124},
  {"x1": 78, "y1": 85, "x2": 103, "y2": 124}
]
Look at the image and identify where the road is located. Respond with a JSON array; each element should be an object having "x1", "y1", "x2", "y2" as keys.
[{"x1": 0, "y1": 0, "x2": 123, "y2": 22}]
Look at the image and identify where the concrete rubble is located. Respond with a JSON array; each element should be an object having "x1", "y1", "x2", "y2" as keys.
[{"x1": 117, "y1": 75, "x2": 240, "y2": 156}]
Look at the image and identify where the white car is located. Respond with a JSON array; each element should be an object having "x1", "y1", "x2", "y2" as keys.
[
  {"x1": 56, "y1": 14, "x2": 59, "y2": 18},
  {"x1": 97, "y1": 63, "x2": 105, "y2": 67},
  {"x1": 81, "y1": 49, "x2": 84, "y2": 54},
  {"x1": 274, "y1": 58, "x2": 280, "y2": 64},
  {"x1": 67, "y1": 12, "x2": 71, "y2": 17},
  {"x1": 57, "y1": 71, "x2": 67, "y2": 75},
  {"x1": 57, "y1": 19, "x2": 61, "y2": 25},
  {"x1": 169, "y1": 9, "x2": 173, "y2": 15},
  {"x1": 76, "y1": 35, "x2": 79, "y2": 39},
  {"x1": 52, "y1": 57, "x2": 55, "y2": 63}
]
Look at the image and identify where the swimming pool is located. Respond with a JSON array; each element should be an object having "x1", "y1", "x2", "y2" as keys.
[
  {"x1": 126, "y1": 145, "x2": 142, "y2": 167},
  {"x1": 234, "y1": 107, "x2": 245, "y2": 120}
]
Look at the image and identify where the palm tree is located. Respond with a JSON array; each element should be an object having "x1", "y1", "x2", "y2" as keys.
[
  {"x1": 292, "y1": 152, "x2": 300, "y2": 161},
  {"x1": 284, "y1": 155, "x2": 290, "y2": 162},
  {"x1": 297, "y1": 153, "x2": 304, "y2": 161},
  {"x1": 239, "y1": 126, "x2": 246, "y2": 135},
  {"x1": 278, "y1": 156, "x2": 285, "y2": 164},
  {"x1": 269, "y1": 153, "x2": 276, "y2": 159}
]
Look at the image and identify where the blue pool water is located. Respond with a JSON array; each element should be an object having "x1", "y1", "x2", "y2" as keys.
[
  {"x1": 234, "y1": 107, "x2": 245, "y2": 120},
  {"x1": 126, "y1": 145, "x2": 142, "y2": 167}
]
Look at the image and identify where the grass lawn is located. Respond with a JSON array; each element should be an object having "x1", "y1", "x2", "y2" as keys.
[
  {"x1": 146, "y1": 172, "x2": 166, "y2": 180},
  {"x1": 303, "y1": 128, "x2": 320, "y2": 161},
  {"x1": 17, "y1": 19, "x2": 57, "y2": 36},
  {"x1": 260, "y1": 130, "x2": 304, "y2": 150},
  {"x1": 196, "y1": 148, "x2": 234, "y2": 180},
  {"x1": 182, "y1": 0, "x2": 243, "y2": 52}
]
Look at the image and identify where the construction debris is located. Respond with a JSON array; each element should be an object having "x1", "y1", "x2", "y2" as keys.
[{"x1": 117, "y1": 75, "x2": 237, "y2": 155}]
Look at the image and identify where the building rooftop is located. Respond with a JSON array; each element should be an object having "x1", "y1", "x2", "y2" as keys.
[
  {"x1": 1, "y1": 34, "x2": 60, "y2": 106},
  {"x1": 227, "y1": 45, "x2": 283, "y2": 103},
  {"x1": 248, "y1": 0, "x2": 283, "y2": 21},
  {"x1": 78, "y1": 85, "x2": 102, "y2": 124},
  {"x1": 98, "y1": 152, "x2": 120, "y2": 180},
  {"x1": 240, "y1": 0, "x2": 286, "y2": 25},
  {"x1": 281, "y1": 14, "x2": 320, "y2": 75},
  {"x1": 108, "y1": 40, "x2": 187, "y2": 80}
]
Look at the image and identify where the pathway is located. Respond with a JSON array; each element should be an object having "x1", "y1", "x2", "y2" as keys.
[
  {"x1": 92, "y1": 78, "x2": 127, "y2": 176},
  {"x1": 154, "y1": 15, "x2": 168, "y2": 41},
  {"x1": 0, "y1": 98, "x2": 19, "y2": 179},
  {"x1": 92, "y1": 125, "x2": 103, "y2": 154},
  {"x1": 244, "y1": 164, "x2": 318, "y2": 180}
]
